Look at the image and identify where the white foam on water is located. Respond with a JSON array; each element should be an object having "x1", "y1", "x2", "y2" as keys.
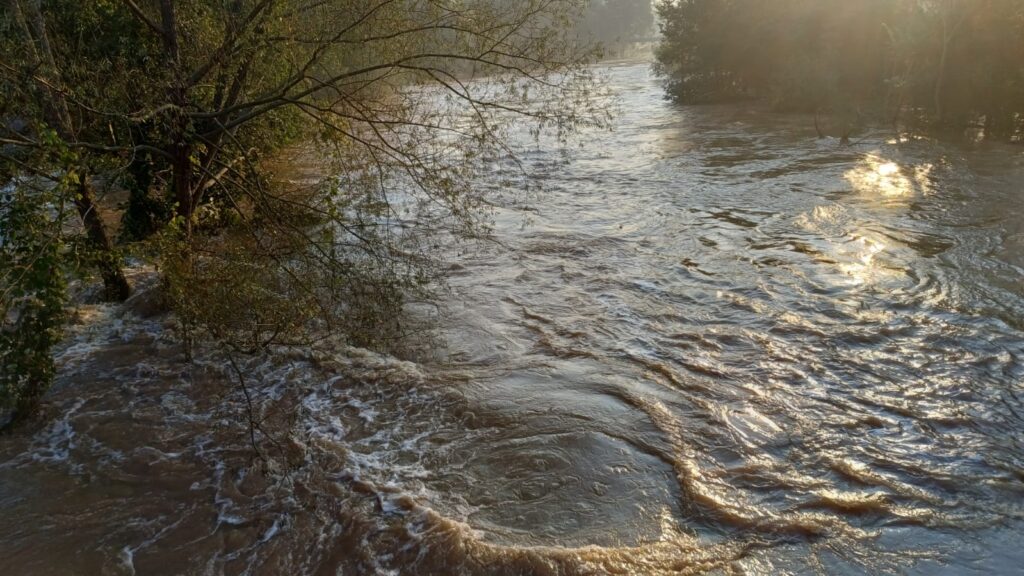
[{"x1": 23, "y1": 398, "x2": 86, "y2": 471}]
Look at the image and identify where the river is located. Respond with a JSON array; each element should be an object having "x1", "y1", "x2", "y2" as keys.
[{"x1": 1, "y1": 60, "x2": 1023, "y2": 575}]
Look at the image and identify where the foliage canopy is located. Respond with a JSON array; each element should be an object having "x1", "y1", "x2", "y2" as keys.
[{"x1": 1, "y1": 0, "x2": 605, "y2": 418}]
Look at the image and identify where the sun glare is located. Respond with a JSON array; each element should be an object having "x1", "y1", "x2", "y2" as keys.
[{"x1": 845, "y1": 154, "x2": 933, "y2": 200}]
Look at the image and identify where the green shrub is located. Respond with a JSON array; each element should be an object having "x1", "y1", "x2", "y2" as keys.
[{"x1": 0, "y1": 181, "x2": 67, "y2": 420}]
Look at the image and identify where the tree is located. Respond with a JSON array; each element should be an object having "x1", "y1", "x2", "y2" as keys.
[
  {"x1": 654, "y1": 0, "x2": 1024, "y2": 141},
  {"x1": 3, "y1": 0, "x2": 132, "y2": 301},
  {"x1": 1, "y1": 0, "x2": 603, "y2": 420},
  {"x1": 579, "y1": 0, "x2": 655, "y2": 55}
]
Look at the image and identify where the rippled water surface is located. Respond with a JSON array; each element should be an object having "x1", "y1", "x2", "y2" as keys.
[{"x1": 2, "y1": 61, "x2": 1023, "y2": 575}]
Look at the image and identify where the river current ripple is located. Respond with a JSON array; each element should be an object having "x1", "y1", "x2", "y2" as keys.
[
  {"x1": 1, "y1": 61, "x2": 1023, "y2": 575},
  {"x1": 434, "y1": 61, "x2": 1024, "y2": 574}
]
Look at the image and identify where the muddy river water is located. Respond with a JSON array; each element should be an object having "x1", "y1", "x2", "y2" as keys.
[{"x1": 2, "y1": 61, "x2": 1023, "y2": 575}]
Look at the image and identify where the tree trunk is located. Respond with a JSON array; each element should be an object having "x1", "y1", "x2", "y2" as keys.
[
  {"x1": 15, "y1": 0, "x2": 131, "y2": 300},
  {"x1": 159, "y1": 0, "x2": 195, "y2": 238},
  {"x1": 933, "y1": 4, "x2": 966, "y2": 128},
  {"x1": 934, "y1": 23, "x2": 949, "y2": 124},
  {"x1": 74, "y1": 178, "x2": 132, "y2": 301},
  {"x1": 171, "y1": 140, "x2": 194, "y2": 236}
]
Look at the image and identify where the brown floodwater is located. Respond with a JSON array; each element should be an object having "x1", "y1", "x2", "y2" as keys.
[{"x1": 2, "y1": 61, "x2": 1023, "y2": 575}]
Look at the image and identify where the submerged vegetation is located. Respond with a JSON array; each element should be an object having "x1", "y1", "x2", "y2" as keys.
[
  {"x1": 655, "y1": 0, "x2": 1024, "y2": 141},
  {"x1": 0, "y1": 0, "x2": 606, "y2": 423}
]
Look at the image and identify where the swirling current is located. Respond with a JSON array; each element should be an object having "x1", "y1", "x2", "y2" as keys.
[{"x1": 1, "y1": 61, "x2": 1022, "y2": 575}]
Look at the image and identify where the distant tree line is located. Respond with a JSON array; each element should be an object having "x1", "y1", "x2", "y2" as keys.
[
  {"x1": 655, "y1": 0, "x2": 1024, "y2": 141},
  {"x1": 579, "y1": 0, "x2": 655, "y2": 55}
]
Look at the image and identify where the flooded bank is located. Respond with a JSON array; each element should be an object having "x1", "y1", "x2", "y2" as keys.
[{"x1": 2, "y1": 61, "x2": 1023, "y2": 575}]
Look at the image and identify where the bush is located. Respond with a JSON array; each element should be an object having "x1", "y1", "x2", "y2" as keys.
[{"x1": 0, "y1": 180, "x2": 67, "y2": 421}]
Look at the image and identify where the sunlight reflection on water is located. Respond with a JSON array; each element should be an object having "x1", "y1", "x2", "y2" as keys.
[{"x1": 845, "y1": 153, "x2": 934, "y2": 199}]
